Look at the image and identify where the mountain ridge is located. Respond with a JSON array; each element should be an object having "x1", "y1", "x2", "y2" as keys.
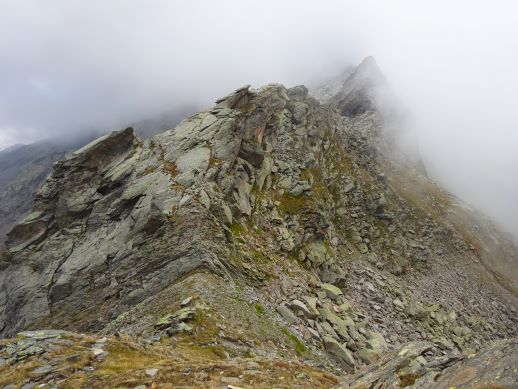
[{"x1": 0, "y1": 58, "x2": 516, "y2": 387}]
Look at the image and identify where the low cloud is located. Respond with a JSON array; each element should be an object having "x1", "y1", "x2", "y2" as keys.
[{"x1": 1, "y1": 0, "x2": 517, "y2": 236}]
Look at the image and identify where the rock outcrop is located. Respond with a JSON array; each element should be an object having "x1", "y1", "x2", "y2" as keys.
[
  {"x1": 0, "y1": 58, "x2": 517, "y2": 387},
  {"x1": 0, "y1": 111, "x2": 188, "y2": 249},
  {"x1": 337, "y1": 338, "x2": 518, "y2": 388}
]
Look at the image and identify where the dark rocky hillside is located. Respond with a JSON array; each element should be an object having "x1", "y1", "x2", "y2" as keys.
[
  {"x1": 0, "y1": 59, "x2": 516, "y2": 388},
  {"x1": 0, "y1": 139, "x2": 88, "y2": 250}
]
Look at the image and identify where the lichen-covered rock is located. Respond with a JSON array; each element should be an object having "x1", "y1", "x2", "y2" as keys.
[
  {"x1": 337, "y1": 339, "x2": 518, "y2": 389},
  {"x1": 323, "y1": 336, "x2": 356, "y2": 373},
  {"x1": 289, "y1": 299, "x2": 317, "y2": 319},
  {"x1": 322, "y1": 283, "x2": 343, "y2": 300},
  {"x1": 277, "y1": 304, "x2": 298, "y2": 324},
  {"x1": 415, "y1": 338, "x2": 518, "y2": 388}
]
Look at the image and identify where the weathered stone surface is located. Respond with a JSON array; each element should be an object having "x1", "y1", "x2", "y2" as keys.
[
  {"x1": 302, "y1": 296, "x2": 320, "y2": 317},
  {"x1": 289, "y1": 300, "x2": 317, "y2": 319},
  {"x1": 415, "y1": 338, "x2": 518, "y2": 388},
  {"x1": 287, "y1": 85, "x2": 309, "y2": 102},
  {"x1": 211, "y1": 200, "x2": 233, "y2": 225},
  {"x1": 145, "y1": 368, "x2": 159, "y2": 377},
  {"x1": 232, "y1": 160, "x2": 254, "y2": 216},
  {"x1": 338, "y1": 339, "x2": 518, "y2": 389},
  {"x1": 29, "y1": 364, "x2": 54, "y2": 377},
  {"x1": 366, "y1": 331, "x2": 387, "y2": 353},
  {"x1": 238, "y1": 141, "x2": 264, "y2": 169},
  {"x1": 17, "y1": 330, "x2": 69, "y2": 340},
  {"x1": 323, "y1": 336, "x2": 356, "y2": 373},
  {"x1": 276, "y1": 304, "x2": 298, "y2": 324},
  {"x1": 175, "y1": 146, "x2": 211, "y2": 186},
  {"x1": 322, "y1": 283, "x2": 343, "y2": 300},
  {"x1": 357, "y1": 348, "x2": 379, "y2": 364},
  {"x1": 337, "y1": 341, "x2": 433, "y2": 388},
  {"x1": 392, "y1": 298, "x2": 405, "y2": 310}
]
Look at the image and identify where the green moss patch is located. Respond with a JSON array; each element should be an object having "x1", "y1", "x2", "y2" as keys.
[{"x1": 282, "y1": 328, "x2": 307, "y2": 355}]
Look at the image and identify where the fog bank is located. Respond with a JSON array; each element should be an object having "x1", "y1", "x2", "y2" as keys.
[{"x1": 1, "y1": 0, "x2": 517, "y2": 236}]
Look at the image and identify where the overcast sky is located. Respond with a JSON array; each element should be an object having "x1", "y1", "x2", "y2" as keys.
[{"x1": 1, "y1": 0, "x2": 517, "y2": 237}]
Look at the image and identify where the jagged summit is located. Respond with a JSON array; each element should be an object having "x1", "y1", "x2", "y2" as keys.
[
  {"x1": 0, "y1": 61, "x2": 517, "y2": 387},
  {"x1": 351, "y1": 56, "x2": 383, "y2": 79},
  {"x1": 311, "y1": 67, "x2": 354, "y2": 104},
  {"x1": 340, "y1": 56, "x2": 386, "y2": 93},
  {"x1": 312, "y1": 56, "x2": 388, "y2": 118},
  {"x1": 335, "y1": 58, "x2": 391, "y2": 118}
]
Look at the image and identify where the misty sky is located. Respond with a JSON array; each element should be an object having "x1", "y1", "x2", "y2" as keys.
[{"x1": 1, "y1": 0, "x2": 517, "y2": 237}]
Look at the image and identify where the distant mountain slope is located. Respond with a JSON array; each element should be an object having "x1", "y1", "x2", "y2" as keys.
[{"x1": 0, "y1": 139, "x2": 85, "y2": 249}]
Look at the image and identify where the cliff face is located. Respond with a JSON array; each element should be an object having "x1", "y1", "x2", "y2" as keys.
[
  {"x1": 0, "y1": 59, "x2": 517, "y2": 387},
  {"x1": 0, "y1": 111, "x2": 188, "y2": 249}
]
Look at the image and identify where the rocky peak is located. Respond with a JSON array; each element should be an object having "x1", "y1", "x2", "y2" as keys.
[
  {"x1": 0, "y1": 71, "x2": 517, "y2": 387},
  {"x1": 311, "y1": 67, "x2": 354, "y2": 104},
  {"x1": 347, "y1": 56, "x2": 384, "y2": 85},
  {"x1": 313, "y1": 57, "x2": 428, "y2": 178},
  {"x1": 325, "y1": 56, "x2": 388, "y2": 117}
]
